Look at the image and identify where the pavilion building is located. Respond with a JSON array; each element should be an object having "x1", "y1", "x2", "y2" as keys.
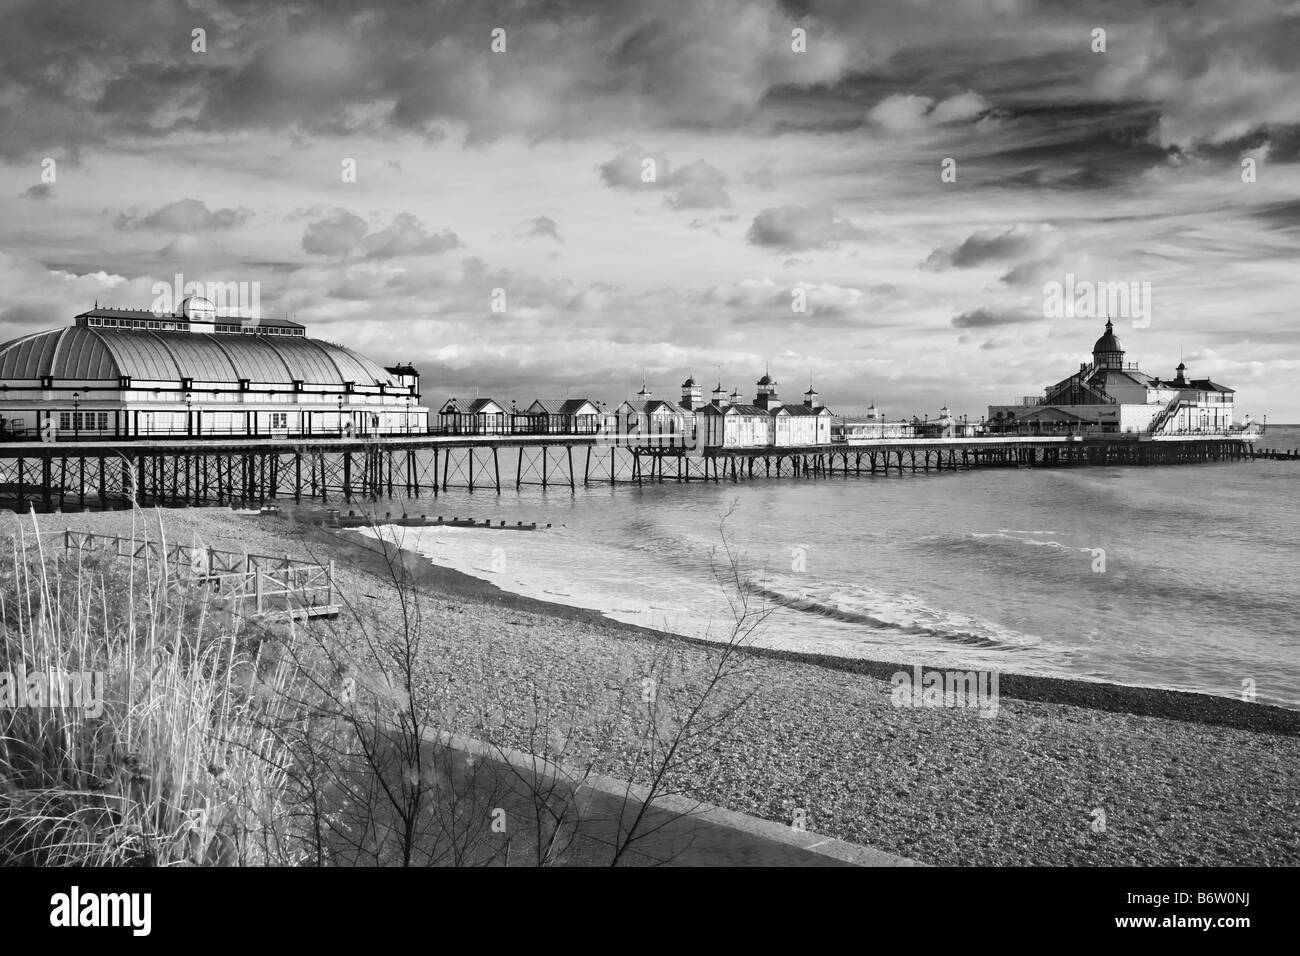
[{"x1": 0, "y1": 296, "x2": 427, "y2": 440}]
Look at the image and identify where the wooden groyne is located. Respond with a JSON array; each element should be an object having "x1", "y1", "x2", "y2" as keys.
[
  {"x1": 316, "y1": 509, "x2": 544, "y2": 531},
  {"x1": 0, "y1": 433, "x2": 1262, "y2": 512},
  {"x1": 1248, "y1": 446, "x2": 1300, "y2": 460}
]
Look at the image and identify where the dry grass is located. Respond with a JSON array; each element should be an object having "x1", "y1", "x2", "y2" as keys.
[{"x1": 0, "y1": 509, "x2": 303, "y2": 865}]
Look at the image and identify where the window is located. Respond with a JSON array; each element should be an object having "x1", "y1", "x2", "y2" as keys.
[
  {"x1": 59, "y1": 412, "x2": 70, "y2": 429},
  {"x1": 269, "y1": 412, "x2": 288, "y2": 429},
  {"x1": 98, "y1": 412, "x2": 108, "y2": 430}
]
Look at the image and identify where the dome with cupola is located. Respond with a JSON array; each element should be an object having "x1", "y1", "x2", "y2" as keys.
[{"x1": 1092, "y1": 319, "x2": 1125, "y2": 368}]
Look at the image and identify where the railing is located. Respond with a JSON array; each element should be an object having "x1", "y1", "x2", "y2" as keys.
[
  {"x1": 1148, "y1": 397, "x2": 1183, "y2": 435},
  {"x1": 2, "y1": 424, "x2": 429, "y2": 442},
  {"x1": 47, "y1": 529, "x2": 337, "y2": 618}
]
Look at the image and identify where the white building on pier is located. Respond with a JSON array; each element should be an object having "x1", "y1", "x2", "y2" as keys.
[
  {"x1": 0, "y1": 297, "x2": 427, "y2": 440},
  {"x1": 987, "y1": 319, "x2": 1237, "y2": 437}
]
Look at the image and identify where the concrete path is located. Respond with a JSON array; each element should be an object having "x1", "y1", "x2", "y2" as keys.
[{"x1": 429, "y1": 729, "x2": 921, "y2": 867}]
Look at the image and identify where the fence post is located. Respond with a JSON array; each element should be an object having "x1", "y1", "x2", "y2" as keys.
[
  {"x1": 255, "y1": 569, "x2": 263, "y2": 615},
  {"x1": 327, "y1": 560, "x2": 334, "y2": 608},
  {"x1": 64, "y1": 527, "x2": 70, "y2": 554}
]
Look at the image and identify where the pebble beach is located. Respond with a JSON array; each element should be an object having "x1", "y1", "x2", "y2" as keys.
[{"x1": 14, "y1": 504, "x2": 1299, "y2": 867}]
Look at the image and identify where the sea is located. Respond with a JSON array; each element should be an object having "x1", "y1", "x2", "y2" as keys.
[{"x1": 360, "y1": 427, "x2": 1300, "y2": 709}]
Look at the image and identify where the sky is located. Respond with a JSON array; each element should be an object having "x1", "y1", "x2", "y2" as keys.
[{"x1": 2, "y1": 0, "x2": 1298, "y2": 420}]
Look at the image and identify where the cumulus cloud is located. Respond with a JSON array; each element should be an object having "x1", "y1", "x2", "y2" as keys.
[
  {"x1": 116, "y1": 199, "x2": 251, "y2": 232},
  {"x1": 363, "y1": 213, "x2": 461, "y2": 259},
  {"x1": 746, "y1": 205, "x2": 866, "y2": 250},
  {"x1": 664, "y1": 161, "x2": 731, "y2": 210},
  {"x1": 598, "y1": 148, "x2": 732, "y2": 209},
  {"x1": 302, "y1": 210, "x2": 460, "y2": 259},
  {"x1": 598, "y1": 147, "x2": 670, "y2": 189},
  {"x1": 302, "y1": 210, "x2": 369, "y2": 257}
]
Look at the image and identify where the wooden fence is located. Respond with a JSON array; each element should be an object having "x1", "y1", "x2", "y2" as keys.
[{"x1": 49, "y1": 529, "x2": 339, "y2": 620}]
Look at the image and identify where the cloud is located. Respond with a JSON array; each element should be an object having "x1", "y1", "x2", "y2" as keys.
[
  {"x1": 362, "y1": 213, "x2": 461, "y2": 259},
  {"x1": 664, "y1": 160, "x2": 731, "y2": 210},
  {"x1": 0, "y1": 303, "x2": 62, "y2": 326},
  {"x1": 158, "y1": 234, "x2": 227, "y2": 263},
  {"x1": 116, "y1": 199, "x2": 252, "y2": 232},
  {"x1": 19, "y1": 184, "x2": 55, "y2": 201},
  {"x1": 598, "y1": 148, "x2": 732, "y2": 209},
  {"x1": 930, "y1": 91, "x2": 992, "y2": 124},
  {"x1": 867, "y1": 92, "x2": 990, "y2": 130},
  {"x1": 746, "y1": 205, "x2": 866, "y2": 250},
  {"x1": 302, "y1": 210, "x2": 369, "y2": 257},
  {"x1": 302, "y1": 210, "x2": 461, "y2": 259},
  {"x1": 517, "y1": 216, "x2": 562, "y2": 242},
  {"x1": 598, "y1": 147, "x2": 671, "y2": 189},
  {"x1": 952, "y1": 307, "x2": 1041, "y2": 329},
  {"x1": 925, "y1": 224, "x2": 1058, "y2": 270}
]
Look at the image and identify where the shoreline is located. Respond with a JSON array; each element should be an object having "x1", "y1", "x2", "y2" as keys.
[
  {"x1": 12, "y1": 504, "x2": 1300, "y2": 865},
  {"x1": 325, "y1": 519, "x2": 1299, "y2": 735}
]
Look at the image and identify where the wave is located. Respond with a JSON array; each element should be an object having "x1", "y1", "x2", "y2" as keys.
[{"x1": 747, "y1": 577, "x2": 1041, "y2": 652}]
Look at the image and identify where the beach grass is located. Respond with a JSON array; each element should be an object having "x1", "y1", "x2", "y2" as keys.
[{"x1": 0, "y1": 510, "x2": 305, "y2": 865}]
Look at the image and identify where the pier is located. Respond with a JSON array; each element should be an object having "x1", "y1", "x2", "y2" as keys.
[{"x1": 0, "y1": 433, "x2": 1261, "y2": 513}]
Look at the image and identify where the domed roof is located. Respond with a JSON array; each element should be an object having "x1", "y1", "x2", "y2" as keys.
[
  {"x1": 1092, "y1": 319, "x2": 1123, "y2": 355},
  {"x1": 682, "y1": 375, "x2": 696, "y2": 388},
  {"x1": 180, "y1": 295, "x2": 217, "y2": 321},
  {"x1": 0, "y1": 326, "x2": 399, "y2": 387},
  {"x1": 757, "y1": 373, "x2": 774, "y2": 386}
]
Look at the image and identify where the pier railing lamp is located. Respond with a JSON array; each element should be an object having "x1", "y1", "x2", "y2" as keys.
[
  {"x1": 185, "y1": 391, "x2": 193, "y2": 437},
  {"x1": 337, "y1": 394, "x2": 344, "y2": 437},
  {"x1": 72, "y1": 391, "x2": 80, "y2": 440},
  {"x1": 406, "y1": 395, "x2": 412, "y2": 434}
]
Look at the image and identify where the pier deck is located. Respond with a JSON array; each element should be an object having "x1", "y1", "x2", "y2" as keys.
[{"x1": 0, "y1": 433, "x2": 1262, "y2": 513}]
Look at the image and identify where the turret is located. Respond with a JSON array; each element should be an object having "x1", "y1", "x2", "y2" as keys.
[
  {"x1": 680, "y1": 375, "x2": 701, "y2": 411},
  {"x1": 754, "y1": 369, "x2": 779, "y2": 410}
]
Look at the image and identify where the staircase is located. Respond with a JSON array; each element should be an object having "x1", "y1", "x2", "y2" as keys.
[
  {"x1": 1045, "y1": 364, "x2": 1116, "y2": 406},
  {"x1": 1148, "y1": 397, "x2": 1183, "y2": 435}
]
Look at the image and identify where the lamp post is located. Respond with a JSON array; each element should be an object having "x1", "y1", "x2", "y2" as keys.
[
  {"x1": 72, "y1": 391, "x2": 80, "y2": 441},
  {"x1": 337, "y1": 394, "x2": 344, "y2": 437},
  {"x1": 185, "y1": 391, "x2": 193, "y2": 437},
  {"x1": 406, "y1": 395, "x2": 412, "y2": 435}
]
